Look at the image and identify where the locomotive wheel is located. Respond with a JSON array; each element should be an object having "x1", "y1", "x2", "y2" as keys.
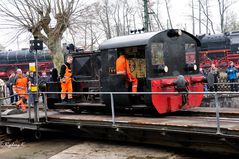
[{"x1": 71, "y1": 106, "x2": 83, "y2": 114}]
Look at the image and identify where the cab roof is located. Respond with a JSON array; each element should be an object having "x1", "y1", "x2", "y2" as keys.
[
  {"x1": 99, "y1": 30, "x2": 200, "y2": 50},
  {"x1": 99, "y1": 32, "x2": 158, "y2": 50}
]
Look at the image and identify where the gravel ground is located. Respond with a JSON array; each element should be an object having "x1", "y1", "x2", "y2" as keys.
[
  {"x1": 0, "y1": 138, "x2": 77, "y2": 159},
  {"x1": 49, "y1": 141, "x2": 194, "y2": 159}
]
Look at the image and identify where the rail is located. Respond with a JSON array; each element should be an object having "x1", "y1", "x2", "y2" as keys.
[{"x1": 0, "y1": 91, "x2": 239, "y2": 136}]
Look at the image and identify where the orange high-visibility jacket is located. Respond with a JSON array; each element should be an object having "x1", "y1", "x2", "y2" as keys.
[
  {"x1": 116, "y1": 55, "x2": 138, "y2": 92},
  {"x1": 14, "y1": 75, "x2": 28, "y2": 97},
  {"x1": 64, "y1": 64, "x2": 72, "y2": 80},
  {"x1": 61, "y1": 64, "x2": 73, "y2": 99},
  {"x1": 116, "y1": 55, "x2": 132, "y2": 80}
]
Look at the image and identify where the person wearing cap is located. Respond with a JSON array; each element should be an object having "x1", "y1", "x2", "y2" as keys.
[
  {"x1": 116, "y1": 50, "x2": 138, "y2": 92},
  {"x1": 12, "y1": 68, "x2": 28, "y2": 111},
  {"x1": 60, "y1": 54, "x2": 73, "y2": 103}
]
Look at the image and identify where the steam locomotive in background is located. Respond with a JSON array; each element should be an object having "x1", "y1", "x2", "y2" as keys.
[
  {"x1": 0, "y1": 49, "x2": 53, "y2": 79},
  {"x1": 198, "y1": 31, "x2": 239, "y2": 69},
  {"x1": 46, "y1": 29, "x2": 205, "y2": 115}
]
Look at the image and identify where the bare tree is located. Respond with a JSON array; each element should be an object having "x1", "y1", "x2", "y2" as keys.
[
  {"x1": 0, "y1": 0, "x2": 85, "y2": 70},
  {"x1": 123, "y1": 0, "x2": 134, "y2": 35},
  {"x1": 146, "y1": 0, "x2": 165, "y2": 31},
  {"x1": 217, "y1": 0, "x2": 235, "y2": 33},
  {"x1": 153, "y1": 0, "x2": 165, "y2": 30},
  {"x1": 191, "y1": 0, "x2": 195, "y2": 35},
  {"x1": 224, "y1": 11, "x2": 239, "y2": 32},
  {"x1": 136, "y1": 0, "x2": 145, "y2": 28},
  {"x1": 105, "y1": 0, "x2": 112, "y2": 39},
  {"x1": 199, "y1": 0, "x2": 215, "y2": 34},
  {"x1": 71, "y1": 3, "x2": 104, "y2": 51},
  {"x1": 198, "y1": 0, "x2": 202, "y2": 34},
  {"x1": 112, "y1": 0, "x2": 121, "y2": 36},
  {"x1": 93, "y1": 0, "x2": 112, "y2": 40},
  {"x1": 204, "y1": 0, "x2": 209, "y2": 33},
  {"x1": 164, "y1": 0, "x2": 173, "y2": 29}
]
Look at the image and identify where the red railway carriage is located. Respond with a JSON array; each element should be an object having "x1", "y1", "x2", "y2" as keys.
[{"x1": 46, "y1": 29, "x2": 204, "y2": 114}]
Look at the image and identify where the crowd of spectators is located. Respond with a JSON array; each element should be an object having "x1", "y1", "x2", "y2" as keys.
[
  {"x1": 200, "y1": 61, "x2": 239, "y2": 92},
  {"x1": 5, "y1": 69, "x2": 53, "y2": 105}
]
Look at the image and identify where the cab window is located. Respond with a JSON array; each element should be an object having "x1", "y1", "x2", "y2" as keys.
[
  {"x1": 185, "y1": 43, "x2": 196, "y2": 64},
  {"x1": 151, "y1": 43, "x2": 164, "y2": 65}
]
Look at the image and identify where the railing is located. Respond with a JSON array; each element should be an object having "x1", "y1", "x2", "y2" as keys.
[
  {"x1": 0, "y1": 90, "x2": 238, "y2": 136},
  {"x1": 40, "y1": 91, "x2": 233, "y2": 134},
  {"x1": 206, "y1": 82, "x2": 239, "y2": 87}
]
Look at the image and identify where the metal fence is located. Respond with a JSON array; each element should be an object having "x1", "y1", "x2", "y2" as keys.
[{"x1": 207, "y1": 82, "x2": 239, "y2": 91}]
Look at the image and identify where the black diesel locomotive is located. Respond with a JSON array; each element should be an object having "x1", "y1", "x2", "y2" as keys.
[{"x1": 46, "y1": 29, "x2": 204, "y2": 114}]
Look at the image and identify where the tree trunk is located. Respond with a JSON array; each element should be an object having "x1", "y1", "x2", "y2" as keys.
[
  {"x1": 205, "y1": 0, "x2": 208, "y2": 33},
  {"x1": 199, "y1": 0, "x2": 201, "y2": 34},
  {"x1": 48, "y1": 38, "x2": 64, "y2": 72},
  {"x1": 105, "y1": 0, "x2": 111, "y2": 39},
  {"x1": 192, "y1": 0, "x2": 195, "y2": 35},
  {"x1": 165, "y1": 0, "x2": 173, "y2": 29}
]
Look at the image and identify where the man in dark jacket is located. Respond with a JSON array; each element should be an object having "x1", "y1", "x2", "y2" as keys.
[
  {"x1": 208, "y1": 64, "x2": 219, "y2": 91},
  {"x1": 6, "y1": 72, "x2": 17, "y2": 104},
  {"x1": 39, "y1": 71, "x2": 50, "y2": 102}
]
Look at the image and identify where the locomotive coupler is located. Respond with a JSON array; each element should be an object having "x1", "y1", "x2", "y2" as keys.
[{"x1": 173, "y1": 75, "x2": 189, "y2": 106}]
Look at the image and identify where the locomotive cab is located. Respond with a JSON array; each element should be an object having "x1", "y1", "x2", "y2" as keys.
[{"x1": 100, "y1": 29, "x2": 204, "y2": 114}]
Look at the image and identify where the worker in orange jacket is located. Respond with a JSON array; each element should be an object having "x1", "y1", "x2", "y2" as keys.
[
  {"x1": 60, "y1": 54, "x2": 73, "y2": 103},
  {"x1": 13, "y1": 69, "x2": 28, "y2": 111},
  {"x1": 116, "y1": 53, "x2": 138, "y2": 92}
]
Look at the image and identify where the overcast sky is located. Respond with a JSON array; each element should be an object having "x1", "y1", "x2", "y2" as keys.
[
  {"x1": 161, "y1": 0, "x2": 239, "y2": 33},
  {"x1": 1, "y1": 0, "x2": 239, "y2": 50}
]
